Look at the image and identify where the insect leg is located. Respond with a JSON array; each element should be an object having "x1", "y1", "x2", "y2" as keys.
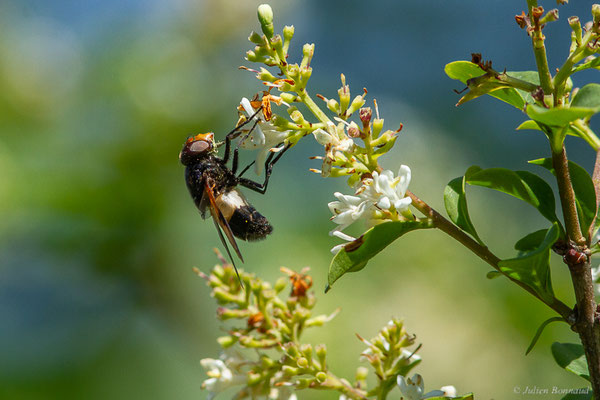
[
  {"x1": 238, "y1": 143, "x2": 291, "y2": 194},
  {"x1": 223, "y1": 107, "x2": 263, "y2": 166}
]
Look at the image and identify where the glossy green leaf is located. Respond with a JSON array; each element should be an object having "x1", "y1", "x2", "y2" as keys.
[
  {"x1": 445, "y1": 61, "x2": 536, "y2": 109},
  {"x1": 444, "y1": 166, "x2": 483, "y2": 245},
  {"x1": 525, "y1": 317, "x2": 564, "y2": 355},
  {"x1": 530, "y1": 158, "x2": 596, "y2": 235},
  {"x1": 498, "y1": 223, "x2": 559, "y2": 303},
  {"x1": 571, "y1": 83, "x2": 600, "y2": 111},
  {"x1": 514, "y1": 228, "x2": 549, "y2": 253},
  {"x1": 551, "y1": 342, "x2": 590, "y2": 382},
  {"x1": 526, "y1": 104, "x2": 595, "y2": 127},
  {"x1": 516, "y1": 119, "x2": 579, "y2": 137},
  {"x1": 467, "y1": 168, "x2": 559, "y2": 224},
  {"x1": 326, "y1": 220, "x2": 434, "y2": 292}
]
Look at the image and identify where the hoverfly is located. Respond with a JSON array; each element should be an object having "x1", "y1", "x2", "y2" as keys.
[{"x1": 179, "y1": 107, "x2": 289, "y2": 285}]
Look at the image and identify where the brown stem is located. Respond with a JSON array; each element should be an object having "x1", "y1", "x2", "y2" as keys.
[
  {"x1": 590, "y1": 149, "x2": 600, "y2": 242},
  {"x1": 407, "y1": 191, "x2": 572, "y2": 320},
  {"x1": 552, "y1": 145, "x2": 585, "y2": 245},
  {"x1": 551, "y1": 145, "x2": 600, "y2": 394}
]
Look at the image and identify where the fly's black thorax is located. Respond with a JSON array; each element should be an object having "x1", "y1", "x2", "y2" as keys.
[{"x1": 184, "y1": 155, "x2": 237, "y2": 211}]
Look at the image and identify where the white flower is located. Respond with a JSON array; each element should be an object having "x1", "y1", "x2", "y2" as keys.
[
  {"x1": 239, "y1": 97, "x2": 289, "y2": 175},
  {"x1": 328, "y1": 192, "x2": 370, "y2": 232},
  {"x1": 361, "y1": 166, "x2": 412, "y2": 213},
  {"x1": 397, "y1": 374, "x2": 445, "y2": 400},
  {"x1": 200, "y1": 358, "x2": 244, "y2": 399},
  {"x1": 312, "y1": 122, "x2": 355, "y2": 177},
  {"x1": 440, "y1": 386, "x2": 457, "y2": 397}
]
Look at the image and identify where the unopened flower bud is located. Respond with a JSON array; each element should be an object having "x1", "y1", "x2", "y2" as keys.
[
  {"x1": 261, "y1": 355, "x2": 277, "y2": 368},
  {"x1": 258, "y1": 67, "x2": 276, "y2": 82},
  {"x1": 315, "y1": 371, "x2": 328, "y2": 383},
  {"x1": 347, "y1": 122, "x2": 361, "y2": 138},
  {"x1": 338, "y1": 86, "x2": 350, "y2": 115},
  {"x1": 359, "y1": 107, "x2": 372, "y2": 125},
  {"x1": 282, "y1": 365, "x2": 299, "y2": 376},
  {"x1": 248, "y1": 31, "x2": 264, "y2": 44},
  {"x1": 289, "y1": 109, "x2": 307, "y2": 125},
  {"x1": 372, "y1": 118, "x2": 384, "y2": 137},
  {"x1": 315, "y1": 344, "x2": 327, "y2": 367},
  {"x1": 346, "y1": 95, "x2": 366, "y2": 116},
  {"x1": 300, "y1": 343, "x2": 313, "y2": 360},
  {"x1": 274, "y1": 276, "x2": 288, "y2": 292},
  {"x1": 248, "y1": 372, "x2": 262, "y2": 385},
  {"x1": 288, "y1": 64, "x2": 300, "y2": 80},
  {"x1": 217, "y1": 335, "x2": 237, "y2": 348},
  {"x1": 296, "y1": 357, "x2": 309, "y2": 368},
  {"x1": 284, "y1": 342, "x2": 300, "y2": 358},
  {"x1": 356, "y1": 366, "x2": 369, "y2": 381},
  {"x1": 301, "y1": 43, "x2": 315, "y2": 67},
  {"x1": 295, "y1": 378, "x2": 311, "y2": 389},
  {"x1": 300, "y1": 66, "x2": 312, "y2": 84},
  {"x1": 279, "y1": 92, "x2": 297, "y2": 103},
  {"x1": 327, "y1": 98, "x2": 340, "y2": 113},
  {"x1": 257, "y1": 4, "x2": 274, "y2": 39},
  {"x1": 283, "y1": 25, "x2": 295, "y2": 42}
]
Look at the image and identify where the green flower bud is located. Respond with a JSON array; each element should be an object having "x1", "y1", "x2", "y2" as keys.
[
  {"x1": 257, "y1": 4, "x2": 274, "y2": 39},
  {"x1": 279, "y1": 92, "x2": 297, "y2": 104},
  {"x1": 248, "y1": 31, "x2": 264, "y2": 44},
  {"x1": 283, "y1": 25, "x2": 295, "y2": 42},
  {"x1": 289, "y1": 109, "x2": 307, "y2": 125},
  {"x1": 301, "y1": 43, "x2": 314, "y2": 69},
  {"x1": 217, "y1": 335, "x2": 237, "y2": 348},
  {"x1": 284, "y1": 342, "x2": 300, "y2": 358},
  {"x1": 300, "y1": 66, "x2": 312, "y2": 86},
  {"x1": 315, "y1": 371, "x2": 328, "y2": 383},
  {"x1": 288, "y1": 64, "x2": 300, "y2": 80},
  {"x1": 539, "y1": 9, "x2": 558, "y2": 25},
  {"x1": 271, "y1": 34, "x2": 286, "y2": 62},
  {"x1": 247, "y1": 372, "x2": 262, "y2": 386},
  {"x1": 295, "y1": 378, "x2": 311, "y2": 389},
  {"x1": 315, "y1": 344, "x2": 327, "y2": 368},
  {"x1": 300, "y1": 343, "x2": 313, "y2": 360},
  {"x1": 296, "y1": 357, "x2": 309, "y2": 368},
  {"x1": 274, "y1": 276, "x2": 288, "y2": 293},
  {"x1": 372, "y1": 118, "x2": 384, "y2": 137},
  {"x1": 356, "y1": 366, "x2": 369, "y2": 381},
  {"x1": 258, "y1": 67, "x2": 276, "y2": 82},
  {"x1": 338, "y1": 85, "x2": 350, "y2": 115},
  {"x1": 327, "y1": 98, "x2": 340, "y2": 113},
  {"x1": 282, "y1": 365, "x2": 299, "y2": 376},
  {"x1": 246, "y1": 50, "x2": 262, "y2": 63},
  {"x1": 346, "y1": 95, "x2": 366, "y2": 116},
  {"x1": 261, "y1": 355, "x2": 277, "y2": 368},
  {"x1": 213, "y1": 288, "x2": 238, "y2": 303}
]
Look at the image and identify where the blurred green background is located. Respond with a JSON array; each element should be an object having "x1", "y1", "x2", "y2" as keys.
[{"x1": 1, "y1": 1, "x2": 598, "y2": 399}]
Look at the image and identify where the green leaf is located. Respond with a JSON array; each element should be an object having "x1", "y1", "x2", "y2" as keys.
[
  {"x1": 444, "y1": 61, "x2": 532, "y2": 109},
  {"x1": 466, "y1": 168, "x2": 559, "y2": 225},
  {"x1": 526, "y1": 104, "x2": 596, "y2": 127},
  {"x1": 515, "y1": 229, "x2": 549, "y2": 253},
  {"x1": 444, "y1": 166, "x2": 483, "y2": 245},
  {"x1": 530, "y1": 158, "x2": 596, "y2": 235},
  {"x1": 516, "y1": 119, "x2": 580, "y2": 138},
  {"x1": 525, "y1": 317, "x2": 564, "y2": 355},
  {"x1": 571, "y1": 83, "x2": 600, "y2": 112},
  {"x1": 498, "y1": 223, "x2": 559, "y2": 303},
  {"x1": 551, "y1": 342, "x2": 590, "y2": 382},
  {"x1": 326, "y1": 220, "x2": 434, "y2": 291}
]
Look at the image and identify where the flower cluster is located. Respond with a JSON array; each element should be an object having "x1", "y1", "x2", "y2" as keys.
[
  {"x1": 197, "y1": 252, "x2": 469, "y2": 400},
  {"x1": 328, "y1": 166, "x2": 413, "y2": 253},
  {"x1": 236, "y1": 4, "x2": 415, "y2": 254}
]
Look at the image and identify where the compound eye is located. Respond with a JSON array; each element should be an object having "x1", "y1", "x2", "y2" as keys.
[{"x1": 189, "y1": 140, "x2": 210, "y2": 154}]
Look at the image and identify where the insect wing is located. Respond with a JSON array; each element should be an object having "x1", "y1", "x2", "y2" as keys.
[{"x1": 203, "y1": 179, "x2": 245, "y2": 286}]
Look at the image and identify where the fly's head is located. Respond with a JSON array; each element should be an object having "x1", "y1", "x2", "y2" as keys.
[{"x1": 179, "y1": 132, "x2": 215, "y2": 166}]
